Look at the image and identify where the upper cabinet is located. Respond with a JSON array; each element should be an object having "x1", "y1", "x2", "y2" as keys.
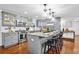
[
  {"x1": 17, "y1": 16, "x2": 27, "y2": 27},
  {"x1": 36, "y1": 19, "x2": 50, "y2": 27},
  {"x1": 25, "y1": 17, "x2": 34, "y2": 27},
  {"x1": 17, "y1": 16, "x2": 34, "y2": 27},
  {"x1": 2, "y1": 11, "x2": 17, "y2": 26},
  {"x1": 2, "y1": 11, "x2": 34, "y2": 27}
]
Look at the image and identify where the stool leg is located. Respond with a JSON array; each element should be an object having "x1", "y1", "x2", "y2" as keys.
[
  {"x1": 57, "y1": 43, "x2": 61, "y2": 54},
  {"x1": 44, "y1": 44, "x2": 46, "y2": 54},
  {"x1": 49, "y1": 46, "x2": 52, "y2": 54},
  {"x1": 48, "y1": 45, "x2": 50, "y2": 52},
  {"x1": 51, "y1": 47, "x2": 53, "y2": 54},
  {"x1": 55, "y1": 46, "x2": 58, "y2": 54},
  {"x1": 57, "y1": 45, "x2": 60, "y2": 54},
  {"x1": 52, "y1": 46, "x2": 57, "y2": 54}
]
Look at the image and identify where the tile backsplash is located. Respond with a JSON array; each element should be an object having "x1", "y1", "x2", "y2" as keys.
[{"x1": 1, "y1": 26, "x2": 26, "y2": 32}]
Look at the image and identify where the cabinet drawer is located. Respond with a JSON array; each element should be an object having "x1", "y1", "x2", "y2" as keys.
[
  {"x1": 4, "y1": 39, "x2": 18, "y2": 47},
  {"x1": 4, "y1": 42, "x2": 12, "y2": 47}
]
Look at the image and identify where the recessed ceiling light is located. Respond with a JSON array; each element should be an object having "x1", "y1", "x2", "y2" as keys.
[
  {"x1": 0, "y1": 10, "x2": 2, "y2": 12},
  {"x1": 24, "y1": 11, "x2": 28, "y2": 14},
  {"x1": 35, "y1": 16, "x2": 38, "y2": 18}
]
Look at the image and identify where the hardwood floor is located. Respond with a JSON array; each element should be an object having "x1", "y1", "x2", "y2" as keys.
[
  {"x1": 0, "y1": 42, "x2": 29, "y2": 54},
  {"x1": 61, "y1": 39, "x2": 74, "y2": 54},
  {"x1": 0, "y1": 35, "x2": 79, "y2": 54}
]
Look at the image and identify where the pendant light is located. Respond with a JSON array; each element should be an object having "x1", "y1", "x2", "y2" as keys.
[{"x1": 43, "y1": 4, "x2": 47, "y2": 12}]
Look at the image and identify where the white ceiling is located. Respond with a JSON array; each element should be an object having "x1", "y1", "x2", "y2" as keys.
[{"x1": 0, "y1": 4, "x2": 79, "y2": 19}]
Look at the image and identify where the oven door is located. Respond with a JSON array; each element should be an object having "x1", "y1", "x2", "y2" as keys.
[{"x1": 19, "y1": 32, "x2": 26, "y2": 43}]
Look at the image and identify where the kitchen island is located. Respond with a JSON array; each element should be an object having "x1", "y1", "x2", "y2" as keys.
[{"x1": 27, "y1": 31, "x2": 60, "y2": 54}]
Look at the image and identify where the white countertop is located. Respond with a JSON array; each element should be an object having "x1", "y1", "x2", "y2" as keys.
[{"x1": 28, "y1": 31, "x2": 59, "y2": 37}]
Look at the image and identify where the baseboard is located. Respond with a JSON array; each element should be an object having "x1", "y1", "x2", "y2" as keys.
[
  {"x1": 63, "y1": 38, "x2": 74, "y2": 42},
  {"x1": 0, "y1": 46, "x2": 3, "y2": 48},
  {"x1": 3, "y1": 43, "x2": 19, "y2": 48},
  {"x1": 2, "y1": 41, "x2": 27, "y2": 48},
  {"x1": 75, "y1": 35, "x2": 79, "y2": 36},
  {"x1": 0, "y1": 44, "x2": 2, "y2": 47}
]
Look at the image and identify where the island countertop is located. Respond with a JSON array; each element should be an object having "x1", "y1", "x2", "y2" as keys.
[{"x1": 27, "y1": 30, "x2": 59, "y2": 38}]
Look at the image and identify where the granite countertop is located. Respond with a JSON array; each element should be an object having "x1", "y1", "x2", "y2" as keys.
[
  {"x1": 2, "y1": 32, "x2": 17, "y2": 33},
  {"x1": 28, "y1": 31, "x2": 59, "y2": 38}
]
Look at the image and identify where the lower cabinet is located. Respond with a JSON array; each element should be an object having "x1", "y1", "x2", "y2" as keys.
[
  {"x1": 2, "y1": 32, "x2": 19, "y2": 48},
  {"x1": 63, "y1": 31, "x2": 75, "y2": 39}
]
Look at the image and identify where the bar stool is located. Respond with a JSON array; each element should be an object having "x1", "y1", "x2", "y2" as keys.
[
  {"x1": 59, "y1": 31, "x2": 63, "y2": 50},
  {"x1": 44, "y1": 34, "x2": 60, "y2": 54},
  {"x1": 51, "y1": 34, "x2": 60, "y2": 54},
  {"x1": 44, "y1": 39, "x2": 52, "y2": 54},
  {"x1": 44, "y1": 31, "x2": 63, "y2": 54}
]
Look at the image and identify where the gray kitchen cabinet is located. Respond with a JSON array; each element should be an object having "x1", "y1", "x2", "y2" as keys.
[
  {"x1": 2, "y1": 11, "x2": 17, "y2": 26},
  {"x1": 17, "y1": 16, "x2": 27, "y2": 27},
  {"x1": 27, "y1": 35, "x2": 42, "y2": 54},
  {"x1": 2, "y1": 32, "x2": 19, "y2": 48}
]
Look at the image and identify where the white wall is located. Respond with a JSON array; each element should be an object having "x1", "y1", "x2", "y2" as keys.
[
  {"x1": 54, "y1": 17, "x2": 61, "y2": 31},
  {"x1": 61, "y1": 17, "x2": 79, "y2": 35},
  {"x1": 72, "y1": 21, "x2": 79, "y2": 35},
  {"x1": 0, "y1": 10, "x2": 2, "y2": 46},
  {"x1": 36, "y1": 17, "x2": 61, "y2": 31},
  {"x1": 32, "y1": 18, "x2": 37, "y2": 27}
]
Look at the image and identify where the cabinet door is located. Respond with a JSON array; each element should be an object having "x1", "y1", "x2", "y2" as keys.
[
  {"x1": 4, "y1": 37, "x2": 12, "y2": 47},
  {"x1": 2, "y1": 12, "x2": 10, "y2": 26},
  {"x1": 11, "y1": 36, "x2": 18, "y2": 44},
  {"x1": 63, "y1": 33, "x2": 74, "y2": 39},
  {"x1": 17, "y1": 16, "x2": 27, "y2": 27},
  {"x1": 27, "y1": 35, "x2": 41, "y2": 54},
  {"x1": 2, "y1": 11, "x2": 16, "y2": 26},
  {"x1": 9, "y1": 33, "x2": 18, "y2": 44},
  {"x1": 3, "y1": 33, "x2": 18, "y2": 48}
]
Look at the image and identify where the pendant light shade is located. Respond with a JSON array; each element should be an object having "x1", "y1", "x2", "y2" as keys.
[
  {"x1": 43, "y1": 4, "x2": 56, "y2": 19},
  {"x1": 43, "y1": 4, "x2": 47, "y2": 12}
]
